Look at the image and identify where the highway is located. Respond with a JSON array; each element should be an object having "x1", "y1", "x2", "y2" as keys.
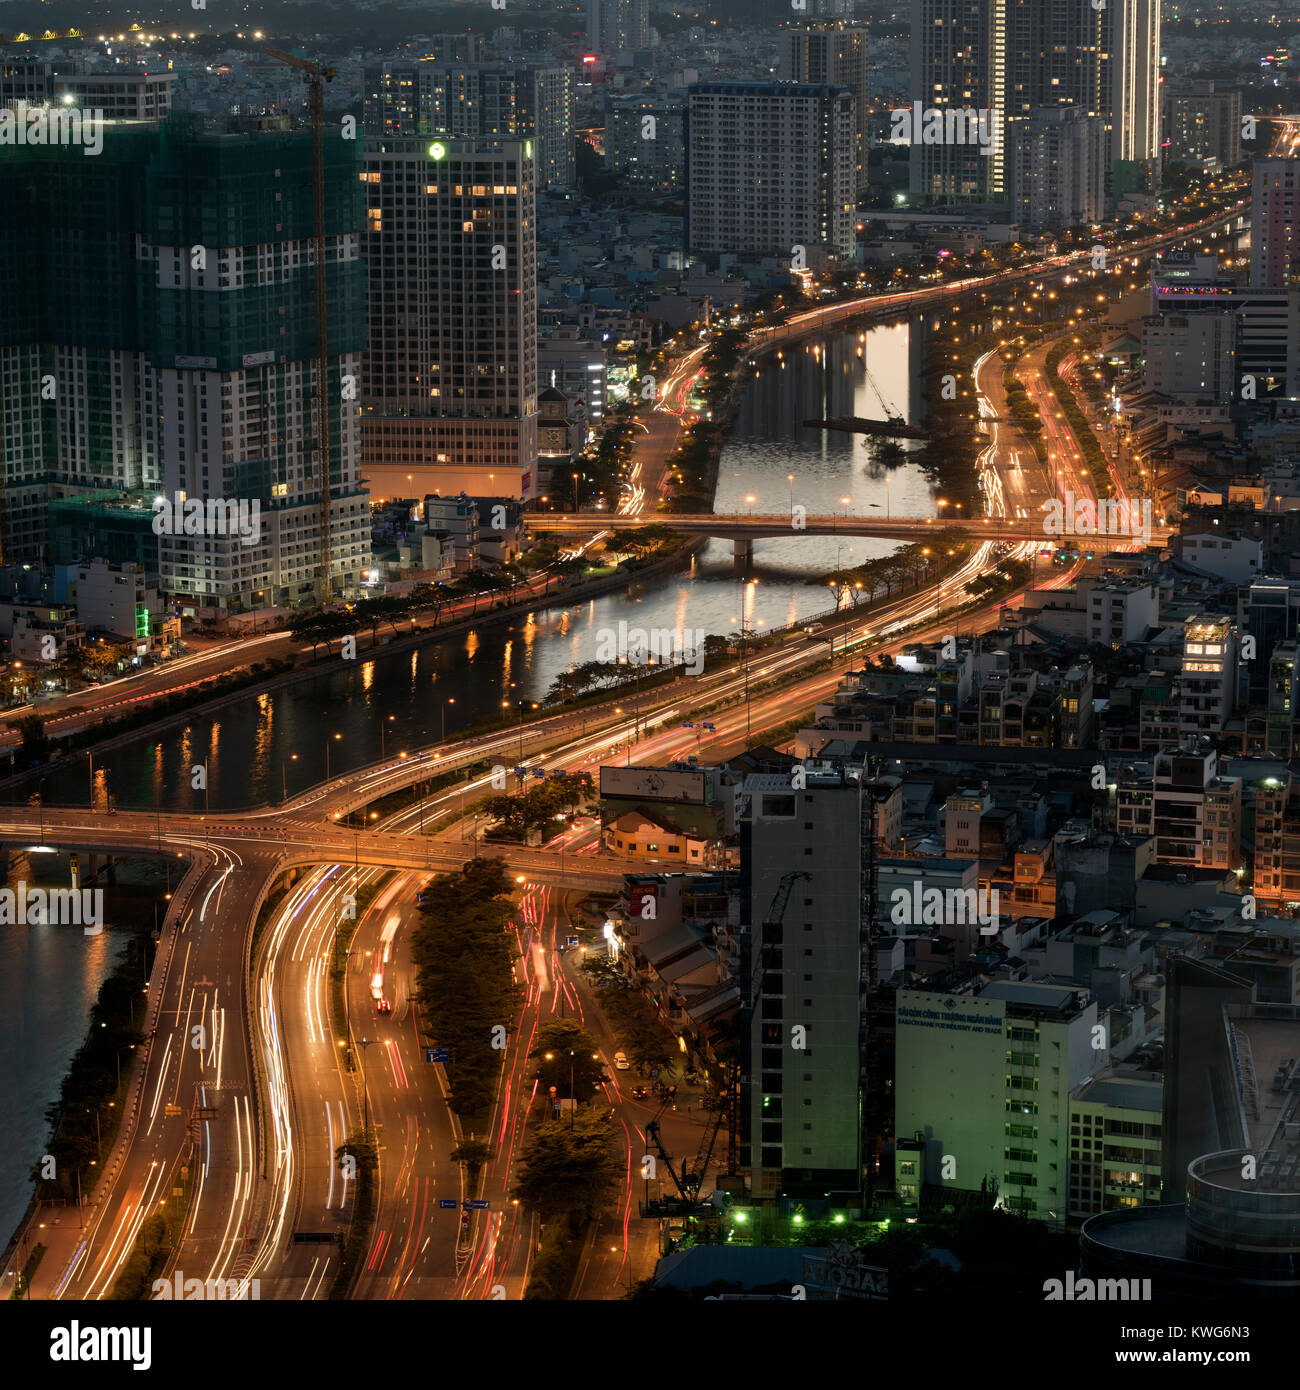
[{"x1": 10, "y1": 193, "x2": 1233, "y2": 1300}]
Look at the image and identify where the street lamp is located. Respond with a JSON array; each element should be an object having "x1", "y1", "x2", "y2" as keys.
[
  {"x1": 281, "y1": 752, "x2": 298, "y2": 801},
  {"x1": 380, "y1": 714, "x2": 395, "y2": 760},
  {"x1": 442, "y1": 697, "x2": 455, "y2": 743},
  {"x1": 326, "y1": 731, "x2": 342, "y2": 779}
]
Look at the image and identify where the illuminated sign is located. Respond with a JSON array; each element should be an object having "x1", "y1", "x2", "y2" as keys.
[{"x1": 427, "y1": 141, "x2": 446, "y2": 160}]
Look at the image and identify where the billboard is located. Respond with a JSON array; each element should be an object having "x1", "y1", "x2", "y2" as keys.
[{"x1": 600, "y1": 766, "x2": 706, "y2": 804}]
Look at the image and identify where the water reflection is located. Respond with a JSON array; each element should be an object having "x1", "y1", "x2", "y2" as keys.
[{"x1": 36, "y1": 314, "x2": 979, "y2": 811}]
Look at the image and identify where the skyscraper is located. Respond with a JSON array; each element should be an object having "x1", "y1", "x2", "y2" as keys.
[
  {"x1": 361, "y1": 137, "x2": 538, "y2": 501},
  {"x1": 908, "y1": 0, "x2": 1006, "y2": 204},
  {"x1": 910, "y1": 0, "x2": 1158, "y2": 209},
  {"x1": 782, "y1": 20, "x2": 869, "y2": 195},
  {"x1": 0, "y1": 115, "x2": 369, "y2": 607},
  {"x1": 686, "y1": 82, "x2": 856, "y2": 270},
  {"x1": 364, "y1": 62, "x2": 575, "y2": 189},
  {"x1": 1251, "y1": 158, "x2": 1300, "y2": 291}
]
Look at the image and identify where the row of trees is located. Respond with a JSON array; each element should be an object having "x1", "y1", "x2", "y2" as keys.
[{"x1": 409, "y1": 858, "x2": 518, "y2": 1117}]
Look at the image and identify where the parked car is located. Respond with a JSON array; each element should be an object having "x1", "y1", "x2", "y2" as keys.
[{"x1": 613, "y1": 1051, "x2": 630, "y2": 1070}]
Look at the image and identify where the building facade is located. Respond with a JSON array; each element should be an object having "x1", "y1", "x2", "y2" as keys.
[
  {"x1": 361, "y1": 137, "x2": 539, "y2": 501},
  {"x1": 686, "y1": 82, "x2": 856, "y2": 270}
]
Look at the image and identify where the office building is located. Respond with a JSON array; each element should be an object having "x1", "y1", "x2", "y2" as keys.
[
  {"x1": 364, "y1": 62, "x2": 575, "y2": 189},
  {"x1": 1115, "y1": 745, "x2": 1242, "y2": 873},
  {"x1": 539, "y1": 329, "x2": 607, "y2": 425},
  {"x1": 738, "y1": 767, "x2": 866, "y2": 1201},
  {"x1": 604, "y1": 94, "x2": 685, "y2": 190},
  {"x1": 1140, "y1": 309, "x2": 1237, "y2": 400},
  {"x1": 1069, "y1": 1072, "x2": 1164, "y2": 1222},
  {"x1": 782, "y1": 21, "x2": 869, "y2": 194},
  {"x1": 0, "y1": 115, "x2": 369, "y2": 608},
  {"x1": 587, "y1": 0, "x2": 651, "y2": 55},
  {"x1": 687, "y1": 82, "x2": 856, "y2": 270},
  {"x1": 895, "y1": 980, "x2": 1105, "y2": 1221},
  {"x1": 361, "y1": 137, "x2": 538, "y2": 501},
  {"x1": 1164, "y1": 82, "x2": 1242, "y2": 170},
  {"x1": 1008, "y1": 106, "x2": 1106, "y2": 230}
]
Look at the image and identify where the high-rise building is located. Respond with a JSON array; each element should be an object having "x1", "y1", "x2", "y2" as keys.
[
  {"x1": 1008, "y1": 106, "x2": 1106, "y2": 229},
  {"x1": 738, "y1": 768, "x2": 866, "y2": 1201},
  {"x1": 896, "y1": 980, "x2": 1106, "y2": 1220},
  {"x1": 909, "y1": 0, "x2": 1006, "y2": 204},
  {"x1": 1140, "y1": 309, "x2": 1237, "y2": 400},
  {"x1": 1102, "y1": 0, "x2": 1161, "y2": 188},
  {"x1": 0, "y1": 57, "x2": 174, "y2": 119},
  {"x1": 0, "y1": 115, "x2": 369, "y2": 607},
  {"x1": 587, "y1": 0, "x2": 651, "y2": 55},
  {"x1": 604, "y1": 94, "x2": 685, "y2": 190},
  {"x1": 1250, "y1": 158, "x2": 1300, "y2": 291},
  {"x1": 361, "y1": 136, "x2": 538, "y2": 501},
  {"x1": 1164, "y1": 82, "x2": 1243, "y2": 170},
  {"x1": 686, "y1": 82, "x2": 856, "y2": 270},
  {"x1": 910, "y1": 0, "x2": 1158, "y2": 209},
  {"x1": 781, "y1": 21, "x2": 869, "y2": 195},
  {"x1": 364, "y1": 62, "x2": 575, "y2": 189}
]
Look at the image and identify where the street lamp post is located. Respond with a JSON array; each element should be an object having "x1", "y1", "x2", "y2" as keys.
[
  {"x1": 442, "y1": 697, "x2": 455, "y2": 743},
  {"x1": 281, "y1": 753, "x2": 298, "y2": 801},
  {"x1": 326, "y1": 732, "x2": 341, "y2": 780}
]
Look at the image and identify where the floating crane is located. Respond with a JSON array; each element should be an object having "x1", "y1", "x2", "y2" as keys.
[{"x1": 262, "y1": 48, "x2": 336, "y2": 604}]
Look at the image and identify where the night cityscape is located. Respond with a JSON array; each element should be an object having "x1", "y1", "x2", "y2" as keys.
[{"x1": 1, "y1": 0, "x2": 1299, "y2": 1364}]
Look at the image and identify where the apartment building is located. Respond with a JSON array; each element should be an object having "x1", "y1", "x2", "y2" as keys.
[
  {"x1": 686, "y1": 82, "x2": 856, "y2": 270},
  {"x1": 361, "y1": 137, "x2": 538, "y2": 501},
  {"x1": 1116, "y1": 745, "x2": 1242, "y2": 873}
]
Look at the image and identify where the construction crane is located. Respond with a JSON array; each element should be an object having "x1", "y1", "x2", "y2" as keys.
[
  {"x1": 262, "y1": 48, "x2": 336, "y2": 604},
  {"x1": 860, "y1": 335, "x2": 904, "y2": 426}
]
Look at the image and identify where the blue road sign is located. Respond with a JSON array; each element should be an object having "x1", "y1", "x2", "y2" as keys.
[
  {"x1": 701, "y1": 722, "x2": 716, "y2": 732},
  {"x1": 531, "y1": 768, "x2": 546, "y2": 779},
  {"x1": 425, "y1": 1047, "x2": 451, "y2": 1064},
  {"x1": 682, "y1": 721, "x2": 694, "y2": 729},
  {"x1": 438, "y1": 1199, "x2": 457, "y2": 1209},
  {"x1": 466, "y1": 1200, "x2": 490, "y2": 1210},
  {"x1": 567, "y1": 935, "x2": 579, "y2": 948}
]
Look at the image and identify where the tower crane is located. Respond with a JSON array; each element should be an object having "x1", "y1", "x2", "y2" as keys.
[{"x1": 262, "y1": 48, "x2": 336, "y2": 603}]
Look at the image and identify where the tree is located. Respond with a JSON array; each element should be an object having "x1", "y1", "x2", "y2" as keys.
[
  {"x1": 449, "y1": 1139, "x2": 494, "y2": 1185},
  {"x1": 529, "y1": 1021, "x2": 606, "y2": 1100},
  {"x1": 18, "y1": 714, "x2": 50, "y2": 765},
  {"x1": 511, "y1": 1106, "x2": 621, "y2": 1222}
]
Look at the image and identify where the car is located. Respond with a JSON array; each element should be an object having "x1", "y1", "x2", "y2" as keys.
[
  {"x1": 631, "y1": 1086, "x2": 648, "y2": 1100},
  {"x1": 376, "y1": 998, "x2": 392, "y2": 1014},
  {"x1": 613, "y1": 1052, "x2": 630, "y2": 1070}
]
